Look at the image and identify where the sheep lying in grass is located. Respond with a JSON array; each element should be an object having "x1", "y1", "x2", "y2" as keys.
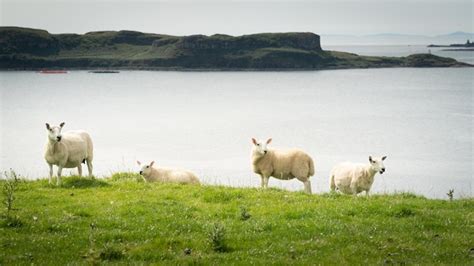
[
  {"x1": 44, "y1": 122, "x2": 94, "y2": 186},
  {"x1": 251, "y1": 138, "x2": 315, "y2": 194},
  {"x1": 330, "y1": 156, "x2": 387, "y2": 196},
  {"x1": 137, "y1": 161, "x2": 200, "y2": 185}
]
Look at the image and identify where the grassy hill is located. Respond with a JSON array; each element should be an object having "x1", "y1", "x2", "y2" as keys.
[
  {"x1": 1, "y1": 174, "x2": 473, "y2": 264},
  {"x1": 0, "y1": 27, "x2": 470, "y2": 70}
]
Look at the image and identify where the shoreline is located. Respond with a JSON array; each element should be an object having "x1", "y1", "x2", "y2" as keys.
[
  {"x1": 441, "y1": 48, "x2": 474, "y2": 51},
  {"x1": 1, "y1": 63, "x2": 472, "y2": 72}
]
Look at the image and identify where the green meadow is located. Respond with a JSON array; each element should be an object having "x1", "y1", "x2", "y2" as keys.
[{"x1": 1, "y1": 173, "x2": 473, "y2": 265}]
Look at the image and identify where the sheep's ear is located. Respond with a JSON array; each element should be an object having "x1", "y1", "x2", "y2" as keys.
[
  {"x1": 382, "y1": 156, "x2": 387, "y2": 161},
  {"x1": 150, "y1": 161, "x2": 155, "y2": 167},
  {"x1": 252, "y1": 138, "x2": 257, "y2": 145},
  {"x1": 369, "y1": 156, "x2": 373, "y2": 163},
  {"x1": 59, "y1": 122, "x2": 65, "y2": 128},
  {"x1": 266, "y1": 138, "x2": 272, "y2": 144},
  {"x1": 45, "y1": 123, "x2": 50, "y2": 130},
  {"x1": 136, "y1": 160, "x2": 141, "y2": 165}
]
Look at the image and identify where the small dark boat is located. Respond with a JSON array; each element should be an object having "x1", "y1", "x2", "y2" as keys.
[
  {"x1": 89, "y1": 70, "x2": 120, "y2": 74},
  {"x1": 38, "y1": 70, "x2": 68, "y2": 74}
]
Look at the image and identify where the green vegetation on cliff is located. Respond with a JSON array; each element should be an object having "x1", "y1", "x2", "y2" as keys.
[
  {"x1": 1, "y1": 174, "x2": 473, "y2": 264},
  {"x1": 0, "y1": 27, "x2": 471, "y2": 70}
]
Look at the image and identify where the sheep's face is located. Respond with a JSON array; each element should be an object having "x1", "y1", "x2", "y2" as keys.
[
  {"x1": 252, "y1": 138, "x2": 272, "y2": 156},
  {"x1": 137, "y1": 160, "x2": 154, "y2": 176},
  {"x1": 45, "y1": 122, "x2": 65, "y2": 142},
  {"x1": 369, "y1": 156, "x2": 387, "y2": 174}
]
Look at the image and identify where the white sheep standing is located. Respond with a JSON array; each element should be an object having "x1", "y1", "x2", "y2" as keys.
[
  {"x1": 44, "y1": 122, "x2": 94, "y2": 185},
  {"x1": 251, "y1": 138, "x2": 315, "y2": 194},
  {"x1": 330, "y1": 156, "x2": 387, "y2": 196},
  {"x1": 137, "y1": 161, "x2": 200, "y2": 185}
]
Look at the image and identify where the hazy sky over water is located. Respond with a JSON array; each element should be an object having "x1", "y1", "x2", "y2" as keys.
[{"x1": 1, "y1": 0, "x2": 472, "y2": 36}]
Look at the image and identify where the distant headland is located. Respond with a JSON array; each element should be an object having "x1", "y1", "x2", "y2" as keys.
[
  {"x1": 0, "y1": 27, "x2": 471, "y2": 70},
  {"x1": 428, "y1": 40, "x2": 474, "y2": 51}
]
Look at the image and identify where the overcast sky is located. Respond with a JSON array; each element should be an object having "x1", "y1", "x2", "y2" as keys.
[{"x1": 1, "y1": 0, "x2": 472, "y2": 36}]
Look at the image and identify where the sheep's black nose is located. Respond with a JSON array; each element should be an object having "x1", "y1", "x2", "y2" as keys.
[
  {"x1": 139, "y1": 171, "x2": 143, "y2": 175},
  {"x1": 57, "y1": 136, "x2": 62, "y2": 141},
  {"x1": 264, "y1": 151, "x2": 267, "y2": 154}
]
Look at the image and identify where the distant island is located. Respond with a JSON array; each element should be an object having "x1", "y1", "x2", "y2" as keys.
[
  {"x1": 0, "y1": 27, "x2": 471, "y2": 70},
  {"x1": 428, "y1": 40, "x2": 474, "y2": 51}
]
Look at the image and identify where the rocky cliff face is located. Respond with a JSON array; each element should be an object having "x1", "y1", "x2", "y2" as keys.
[
  {"x1": 0, "y1": 27, "x2": 321, "y2": 54},
  {"x1": 0, "y1": 27, "x2": 60, "y2": 56},
  {"x1": 166, "y1": 33, "x2": 321, "y2": 51}
]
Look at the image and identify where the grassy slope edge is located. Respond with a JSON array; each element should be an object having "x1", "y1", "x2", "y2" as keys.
[{"x1": 1, "y1": 174, "x2": 473, "y2": 264}]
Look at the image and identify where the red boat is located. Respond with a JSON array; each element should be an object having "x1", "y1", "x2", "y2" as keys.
[{"x1": 38, "y1": 70, "x2": 68, "y2": 74}]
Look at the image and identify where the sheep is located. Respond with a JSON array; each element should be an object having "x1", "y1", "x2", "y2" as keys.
[
  {"x1": 137, "y1": 161, "x2": 200, "y2": 185},
  {"x1": 330, "y1": 156, "x2": 387, "y2": 196},
  {"x1": 44, "y1": 122, "x2": 94, "y2": 185},
  {"x1": 251, "y1": 138, "x2": 315, "y2": 194}
]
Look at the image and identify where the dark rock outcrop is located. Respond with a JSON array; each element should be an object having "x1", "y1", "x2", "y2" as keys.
[
  {"x1": 0, "y1": 27, "x2": 60, "y2": 56},
  {"x1": 173, "y1": 32, "x2": 321, "y2": 51}
]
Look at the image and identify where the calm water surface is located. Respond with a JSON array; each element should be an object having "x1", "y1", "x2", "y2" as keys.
[{"x1": 1, "y1": 67, "x2": 472, "y2": 198}]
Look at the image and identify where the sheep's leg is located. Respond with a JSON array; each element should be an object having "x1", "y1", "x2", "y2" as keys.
[
  {"x1": 57, "y1": 166, "x2": 63, "y2": 186},
  {"x1": 86, "y1": 160, "x2": 93, "y2": 178},
  {"x1": 263, "y1": 176, "x2": 270, "y2": 188},
  {"x1": 77, "y1": 164, "x2": 82, "y2": 177},
  {"x1": 303, "y1": 180, "x2": 312, "y2": 194},
  {"x1": 48, "y1": 164, "x2": 53, "y2": 184},
  {"x1": 365, "y1": 190, "x2": 370, "y2": 197},
  {"x1": 351, "y1": 186, "x2": 358, "y2": 196},
  {"x1": 330, "y1": 175, "x2": 338, "y2": 192}
]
